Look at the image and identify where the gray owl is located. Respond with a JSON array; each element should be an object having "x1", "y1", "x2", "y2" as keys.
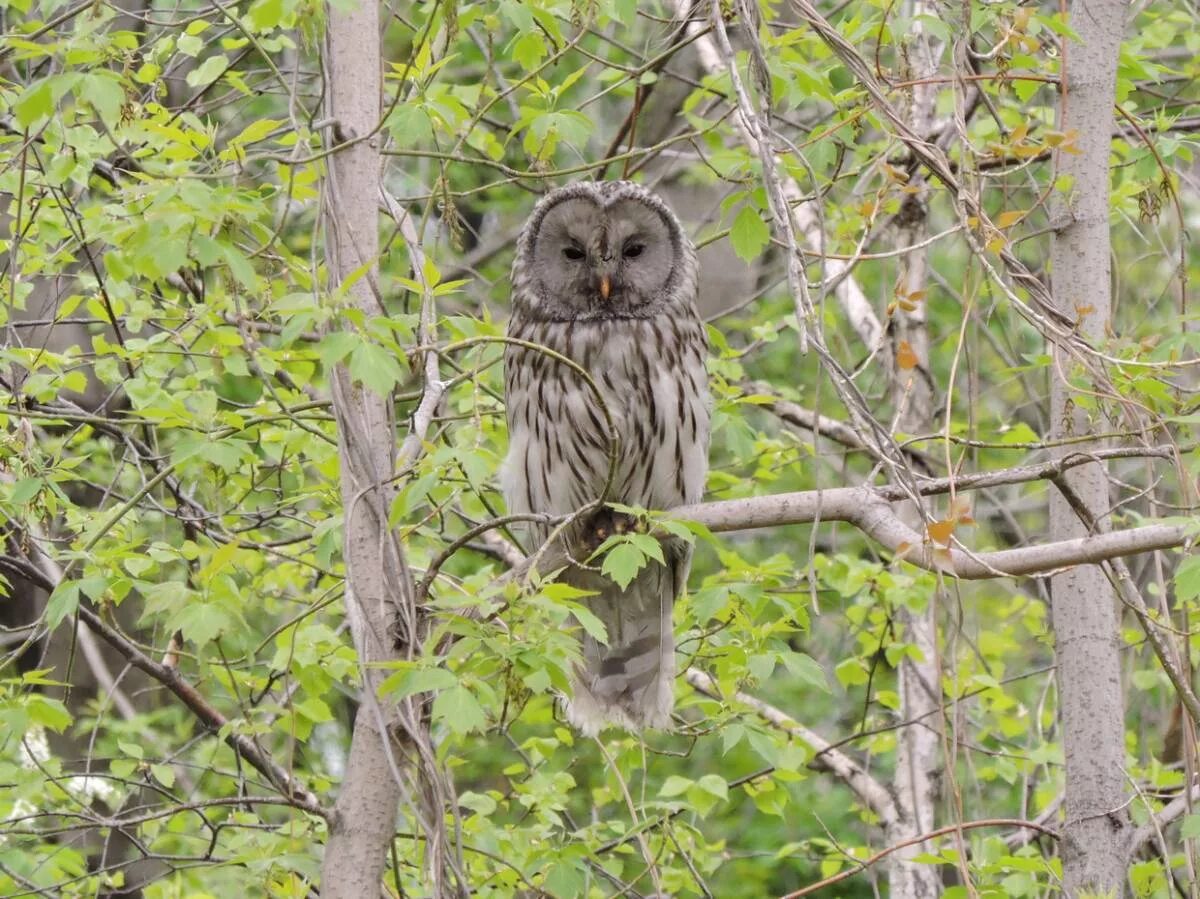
[{"x1": 503, "y1": 181, "x2": 711, "y2": 735}]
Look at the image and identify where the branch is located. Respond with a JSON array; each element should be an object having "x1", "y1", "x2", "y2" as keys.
[
  {"x1": 745, "y1": 380, "x2": 936, "y2": 472},
  {"x1": 379, "y1": 190, "x2": 448, "y2": 469},
  {"x1": 1130, "y1": 784, "x2": 1200, "y2": 854},
  {"x1": 672, "y1": 486, "x2": 1184, "y2": 582},
  {"x1": 503, "y1": 449, "x2": 1185, "y2": 586},
  {"x1": 13, "y1": 555, "x2": 325, "y2": 818},
  {"x1": 786, "y1": 0, "x2": 1083, "y2": 348},
  {"x1": 685, "y1": 669, "x2": 899, "y2": 828},
  {"x1": 673, "y1": 0, "x2": 883, "y2": 351},
  {"x1": 777, "y1": 818, "x2": 1059, "y2": 898}
]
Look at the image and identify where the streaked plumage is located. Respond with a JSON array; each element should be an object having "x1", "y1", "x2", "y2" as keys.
[{"x1": 503, "y1": 181, "x2": 710, "y2": 735}]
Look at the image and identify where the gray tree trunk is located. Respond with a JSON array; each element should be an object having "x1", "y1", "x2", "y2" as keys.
[
  {"x1": 1049, "y1": 1, "x2": 1131, "y2": 894},
  {"x1": 318, "y1": 4, "x2": 412, "y2": 896},
  {"x1": 887, "y1": 7, "x2": 943, "y2": 896}
]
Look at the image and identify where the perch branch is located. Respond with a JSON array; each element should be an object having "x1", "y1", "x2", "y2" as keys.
[{"x1": 506, "y1": 446, "x2": 1185, "y2": 586}]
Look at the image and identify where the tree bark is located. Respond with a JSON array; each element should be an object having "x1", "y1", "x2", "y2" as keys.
[
  {"x1": 1048, "y1": 1, "x2": 1131, "y2": 894},
  {"x1": 318, "y1": 4, "x2": 420, "y2": 896},
  {"x1": 887, "y1": 6, "x2": 943, "y2": 895}
]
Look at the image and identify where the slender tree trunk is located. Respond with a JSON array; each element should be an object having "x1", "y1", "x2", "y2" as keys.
[
  {"x1": 887, "y1": 7, "x2": 943, "y2": 896},
  {"x1": 1049, "y1": 1, "x2": 1131, "y2": 894},
  {"x1": 318, "y1": 5, "x2": 415, "y2": 895}
]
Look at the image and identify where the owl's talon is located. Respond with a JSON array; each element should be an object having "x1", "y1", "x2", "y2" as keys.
[{"x1": 589, "y1": 507, "x2": 637, "y2": 546}]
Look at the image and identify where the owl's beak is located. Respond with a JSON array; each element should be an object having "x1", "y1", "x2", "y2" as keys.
[{"x1": 598, "y1": 274, "x2": 611, "y2": 301}]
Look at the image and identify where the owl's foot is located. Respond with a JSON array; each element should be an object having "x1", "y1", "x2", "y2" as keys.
[{"x1": 589, "y1": 507, "x2": 637, "y2": 545}]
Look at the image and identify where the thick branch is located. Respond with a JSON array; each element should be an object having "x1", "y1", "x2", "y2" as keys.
[
  {"x1": 509, "y1": 454, "x2": 1186, "y2": 586},
  {"x1": 667, "y1": 485, "x2": 1184, "y2": 580}
]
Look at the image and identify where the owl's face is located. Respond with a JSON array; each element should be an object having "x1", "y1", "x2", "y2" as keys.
[{"x1": 513, "y1": 182, "x2": 693, "y2": 322}]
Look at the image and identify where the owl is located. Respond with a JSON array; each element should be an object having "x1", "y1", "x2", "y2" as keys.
[{"x1": 503, "y1": 181, "x2": 711, "y2": 736}]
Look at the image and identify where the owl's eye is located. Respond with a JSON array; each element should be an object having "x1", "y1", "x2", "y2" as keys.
[
  {"x1": 562, "y1": 246, "x2": 585, "y2": 261},
  {"x1": 623, "y1": 243, "x2": 645, "y2": 259}
]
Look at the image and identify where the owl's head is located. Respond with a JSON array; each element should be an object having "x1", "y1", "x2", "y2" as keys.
[{"x1": 512, "y1": 181, "x2": 697, "y2": 322}]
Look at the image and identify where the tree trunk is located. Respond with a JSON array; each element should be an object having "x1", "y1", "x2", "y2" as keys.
[
  {"x1": 1049, "y1": 1, "x2": 1131, "y2": 894},
  {"x1": 887, "y1": 6, "x2": 943, "y2": 896},
  {"x1": 318, "y1": 4, "x2": 417, "y2": 896}
]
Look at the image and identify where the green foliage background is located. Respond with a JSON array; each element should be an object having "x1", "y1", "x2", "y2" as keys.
[{"x1": 0, "y1": 0, "x2": 1197, "y2": 896}]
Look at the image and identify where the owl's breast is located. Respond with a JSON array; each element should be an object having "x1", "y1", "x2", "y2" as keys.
[{"x1": 505, "y1": 315, "x2": 710, "y2": 516}]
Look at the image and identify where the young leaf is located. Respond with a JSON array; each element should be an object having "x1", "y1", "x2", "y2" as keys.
[
  {"x1": 601, "y1": 542, "x2": 648, "y2": 590},
  {"x1": 432, "y1": 685, "x2": 487, "y2": 735},
  {"x1": 730, "y1": 205, "x2": 771, "y2": 263}
]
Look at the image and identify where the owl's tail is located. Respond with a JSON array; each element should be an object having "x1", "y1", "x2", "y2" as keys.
[{"x1": 566, "y1": 545, "x2": 689, "y2": 737}]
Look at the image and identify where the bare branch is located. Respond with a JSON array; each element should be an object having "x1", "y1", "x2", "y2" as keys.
[
  {"x1": 685, "y1": 669, "x2": 899, "y2": 827},
  {"x1": 672, "y1": 0, "x2": 883, "y2": 351},
  {"x1": 778, "y1": 818, "x2": 1059, "y2": 898}
]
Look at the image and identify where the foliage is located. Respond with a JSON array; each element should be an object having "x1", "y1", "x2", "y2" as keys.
[{"x1": 0, "y1": 0, "x2": 1197, "y2": 896}]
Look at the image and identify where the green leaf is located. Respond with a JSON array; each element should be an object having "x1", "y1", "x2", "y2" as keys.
[
  {"x1": 780, "y1": 651, "x2": 830, "y2": 692},
  {"x1": 319, "y1": 330, "x2": 361, "y2": 367},
  {"x1": 45, "y1": 580, "x2": 81, "y2": 631},
  {"x1": 512, "y1": 32, "x2": 546, "y2": 70},
  {"x1": 1182, "y1": 814, "x2": 1200, "y2": 839},
  {"x1": 722, "y1": 723, "x2": 745, "y2": 754},
  {"x1": 1175, "y1": 555, "x2": 1200, "y2": 603},
  {"x1": 747, "y1": 727, "x2": 780, "y2": 765},
  {"x1": 835, "y1": 657, "x2": 869, "y2": 687},
  {"x1": 695, "y1": 774, "x2": 729, "y2": 800},
  {"x1": 542, "y1": 582, "x2": 597, "y2": 601},
  {"x1": 349, "y1": 341, "x2": 406, "y2": 397},
  {"x1": 600, "y1": 542, "x2": 647, "y2": 590},
  {"x1": 177, "y1": 33, "x2": 204, "y2": 56},
  {"x1": 523, "y1": 668, "x2": 552, "y2": 692},
  {"x1": 27, "y1": 695, "x2": 71, "y2": 732},
  {"x1": 378, "y1": 666, "x2": 458, "y2": 700},
  {"x1": 118, "y1": 740, "x2": 145, "y2": 761},
  {"x1": 9, "y1": 477, "x2": 43, "y2": 504},
  {"x1": 247, "y1": 0, "x2": 284, "y2": 30},
  {"x1": 150, "y1": 764, "x2": 176, "y2": 788},
  {"x1": 627, "y1": 533, "x2": 665, "y2": 565},
  {"x1": 13, "y1": 80, "x2": 53, "y2": 126},
  {"x1": 432, "y1": 684, "x2": 487, "y2": 735},
  {"x1": 564, "y1": 602, "x2": 608, "y2": 644},
  {"x1": 689, "y1": 774, "x2": 730, "y2": 815},
  {"x1": 186, "y1": 55, "x2": 230, "y2": 88},
  {"x1": 458, "y1": 791, "x2": 497, "y2": 817},
  {"x1": 500, "y1": 0, "x2": 534, "y2": 31},
  {"x1": 747, "y1": 652, "x2": 776, "y2": 682},
  {"x1": 170, "y1": 601, "x2": 233, "y2": 647},
  {"x1": 1014, "y1": 77, "x2": 1040, "y2": 103},
  {"x1": 78, "y1": 72, "x2": 126, "y2": 127},
  {"x1": 730, "y1": 205, "x2": 771, "y2": 262},
  {"x1": 543, "y1": 862, "x2": 586, "y2": 897},
  {"x1": 658, "y1": 775, "x2": 692, "y2": 798},
  {"x1": 613, "y1": 0, "x2": 638, "y2": 27},
  {"x1": 295, "y1": 697, "x2": 333, "y2": 723}
]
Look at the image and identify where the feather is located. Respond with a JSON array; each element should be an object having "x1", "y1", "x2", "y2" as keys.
[
  {"x1": 564, "y1": 544, "x2": 689, "y2": 736},
  {"x1": 504, "y1": 182, "x2": 710, "y2": 734}
]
